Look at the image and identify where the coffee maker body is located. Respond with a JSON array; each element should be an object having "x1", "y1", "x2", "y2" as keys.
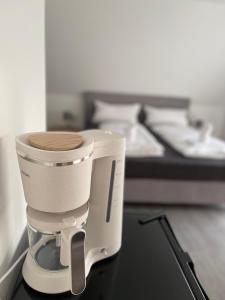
[{"x1": 16, "y1": 130, "x2": 125, "y2": 294}]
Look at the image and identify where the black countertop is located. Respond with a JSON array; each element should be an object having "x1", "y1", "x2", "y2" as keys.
[{"x1": 12, "y1": 212, "x2": 208, "y2": 300}]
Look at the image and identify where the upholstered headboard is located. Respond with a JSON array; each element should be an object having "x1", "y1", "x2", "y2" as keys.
[{"x1": 83, "y1": 91, "x2": 190, "y2": 128}]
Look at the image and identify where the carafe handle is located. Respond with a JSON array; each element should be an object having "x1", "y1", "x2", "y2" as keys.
[{"x1": 70, "y1": 230, "x2": 86, "y2": 295}]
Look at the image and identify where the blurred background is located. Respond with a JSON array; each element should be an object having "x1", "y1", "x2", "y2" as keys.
[
  {"x1": 1, "y1": 1, "x2": 225, "y2": 299},
  {"x1": 46, "y1": 0, "x2": 225, "y2": 137}
]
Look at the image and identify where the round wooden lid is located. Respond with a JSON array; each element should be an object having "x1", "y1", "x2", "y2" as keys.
[{"x1": 28, "y1": 133, "x2": 83, "y2": 151}]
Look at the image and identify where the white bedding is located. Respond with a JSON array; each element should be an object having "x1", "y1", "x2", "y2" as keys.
[
  {"x1": 144, "y1": 105, "x2": 188, "y2": 127},
  {"x1": 152, "y1": 124, "x2": 225, "y2": 159},
  {"x1": 92, "y1": 100, "x2": 141, "y2": 124},
  {"x1": 99, "y1": 122, "x2": 164, "y2": 157}
]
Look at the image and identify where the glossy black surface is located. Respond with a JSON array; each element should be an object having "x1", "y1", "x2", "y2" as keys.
[{"x1": 12, "y1": 212, "x2": 207, "y2": 300}]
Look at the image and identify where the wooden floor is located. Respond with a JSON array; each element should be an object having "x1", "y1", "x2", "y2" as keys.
[{"x1": 126, "y1": 204, "x2": 225, "y2": 300}]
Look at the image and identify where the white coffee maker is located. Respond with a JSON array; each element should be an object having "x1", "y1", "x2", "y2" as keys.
[{"x1": 16, "y1": 130, "x2": 125, "y2": 295}]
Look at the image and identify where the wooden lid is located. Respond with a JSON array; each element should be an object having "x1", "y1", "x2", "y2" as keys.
[{"x1": 28, "y1": 133, "x2": 83, "y2": 151}]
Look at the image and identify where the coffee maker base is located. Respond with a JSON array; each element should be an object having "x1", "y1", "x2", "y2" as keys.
[{"x1": 23, "y1": 246, "x2": 121, "y2": 294}]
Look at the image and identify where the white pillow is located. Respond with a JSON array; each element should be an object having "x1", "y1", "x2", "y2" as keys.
[
  {"x1": 92, "y1": 100, "x2": 141, "y2": 124},
  {"x1": 144, "y1": 105, "x2": 188, "y2": 126}
]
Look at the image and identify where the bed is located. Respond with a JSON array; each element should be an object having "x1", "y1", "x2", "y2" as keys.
[{"x1": 83, "y1": 91, "x2": 225, "y2": 205}]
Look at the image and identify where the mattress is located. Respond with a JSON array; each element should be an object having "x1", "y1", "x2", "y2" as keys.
[
  {"x1": 91, "y1": 122, "x2": 225, "y2": 181},
  {"x1": 126, "y1": 128, "x2": 225, "y2": 181},
  {"x1": 99, "y1": 121, "x2": 164, "y2": 157},
  {"x1": 152, "y1": 124, "x2": 225, "y2": 160}
]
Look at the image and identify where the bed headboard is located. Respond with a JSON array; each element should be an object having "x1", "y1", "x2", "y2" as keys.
[{"x1": 83, "y1": 91, "x2": 190, "y2": 128}]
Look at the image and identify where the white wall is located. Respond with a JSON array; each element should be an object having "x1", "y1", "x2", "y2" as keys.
[
  {"x1": 46, "y1": 0, "x2": 225, "y2": 136},
  {"x1": 0, "y1": 1, "x2": 45, "y2": 298}
]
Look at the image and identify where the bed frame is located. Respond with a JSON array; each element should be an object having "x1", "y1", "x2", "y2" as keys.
[{"x1": 83, "y1": 91, "x2": 225, "y2": 205}]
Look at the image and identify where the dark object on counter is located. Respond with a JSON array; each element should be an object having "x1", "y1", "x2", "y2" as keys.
[{"x1": 12, "y1": 212, "x2": 209, "y2": 300}]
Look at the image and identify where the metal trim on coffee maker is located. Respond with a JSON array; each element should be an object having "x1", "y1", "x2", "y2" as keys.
[{"x1": 17, "y1": 151, "x2": 94, "y2": 167}]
